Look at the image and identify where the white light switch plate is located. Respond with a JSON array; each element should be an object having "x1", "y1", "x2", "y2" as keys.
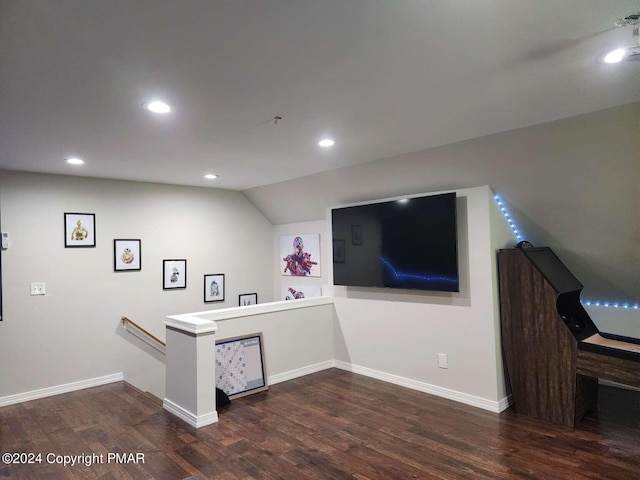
[
  {"x1": 438, "y1": 353, "x2": 448, "y2": 369},
  {"x1": 30, "y1": 282, "x2": 46, "y2": 295}
]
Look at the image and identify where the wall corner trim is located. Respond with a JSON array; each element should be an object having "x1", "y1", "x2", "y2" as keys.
[{"x1": 163, "y1": 397, "x2": 218, "y2": 428}]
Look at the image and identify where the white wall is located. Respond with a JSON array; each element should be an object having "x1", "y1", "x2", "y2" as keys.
[
  {"x1": 195, "y1": 300, "x2": 336, "y2": 384},
  {"x1": 585, "y1": 305, "x2": 640, "y2": 339},
  {"x1": 7, "y1": 170, "x2": 629, "y2": 411},
  {"x1": 0, "y1": 171, "x2": 274, "y2": 401},
  {"x1": 162, "y1": 185, "x2": 517, "y2": 414},
  {"x1": 327, "y1": 186, "x2": 516, "y2": 410}
]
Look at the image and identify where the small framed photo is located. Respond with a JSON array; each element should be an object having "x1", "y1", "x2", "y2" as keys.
[
  {"x1": 163, "y1": 259, "x2": 187, "y2": 290},
  {"x1": 239, "y1": 293, "x2": 257, "y2": 306},
  {"x1": 204, "y1": 274, "x2": 225, "y2": 303},
  {"x1": 65, "y1": 213, "x2": 96, "y2": 248},
  {"x1": 114, "y1": 239, "x2": 141, "y2": 271},
  {"x1": 351, "y1": 225, "x2": 362, "y2": 245},
  {"x1": 333, "y1": 239, "x2": 345, "y2": 263},
  {"x1": 216, "y1": 333, "x2": 268, "y2": 399}
]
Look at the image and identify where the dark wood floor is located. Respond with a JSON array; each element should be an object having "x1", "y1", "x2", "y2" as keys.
[{"x1": 1, "y1": 369, "x2": 639, "y2": 479}]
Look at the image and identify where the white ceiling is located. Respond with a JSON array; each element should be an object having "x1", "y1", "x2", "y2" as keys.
[{"x1": 1, "y1": 1, "x2": 639, "y2": 191}]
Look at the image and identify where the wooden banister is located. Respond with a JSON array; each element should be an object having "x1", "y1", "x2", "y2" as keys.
[{"x1": 122, "y1": 316, "x2": 166, "y2": 349}]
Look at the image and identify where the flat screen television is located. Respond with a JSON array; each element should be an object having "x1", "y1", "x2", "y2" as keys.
[{"x1": 331, "y1": 192, "x2": 459, "y2": 292}]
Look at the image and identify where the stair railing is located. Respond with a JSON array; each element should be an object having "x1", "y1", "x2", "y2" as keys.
[{"x1": 122, "y1": 316, "x2": 166, "y2": 354}]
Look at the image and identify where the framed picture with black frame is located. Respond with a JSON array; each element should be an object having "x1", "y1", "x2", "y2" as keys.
[
  {"x1": 204, "y1": 273, "x2": 225, "y2": 303},
  {"x1": 64, "y1": 213, "x2": 96, "y2": 248},
  {"x1": 215, "y1": 332, "x2": 268, "y2": 399},
  {"x1": 163, "y1": 259, "x2": 187, "y2": 289},
  {"x1": 114, "y1": 239, "x2": 141, "y2": 271},
  {"x1": 239, "y1": 292, "x2": 257, "y2": 306}
]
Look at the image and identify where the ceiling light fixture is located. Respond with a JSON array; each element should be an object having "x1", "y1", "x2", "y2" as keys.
[
  {"x1": 600, "y1": 13, "x2": 640, "y2": 63},
  {"x1": 203, "y1": 174, "x2": 218, "y2": 180},
  {"x1": 602, "y1": 48, "x2": 626, "y2": 63},
  {"x1": 146, "y1": 100, "x2": 171, "y2": 114},
  {"x1": 318, "y1": 138, "x2": 335, "y2": 147},
  {"x1": 65, "y1": 157, "x2": 84, "y2": 165}
]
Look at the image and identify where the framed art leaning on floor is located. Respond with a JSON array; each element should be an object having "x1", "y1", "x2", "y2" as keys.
[{"x1": 215, "y1": 333, "x2": 268, "y2": 399}]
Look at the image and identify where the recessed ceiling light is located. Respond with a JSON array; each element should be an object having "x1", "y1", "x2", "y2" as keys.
[
  {"x1": 602, "y1": 48, "x2": 626, "y2": 63},
  {"x1": 146, "y1": 101, "x2": 171, "y2": 114},
  {"x1": 203, "y1": 174, "x2": 218, "y2": 180},
  {"x1": 318, "y1": 138, "x2": 335, "y2": 147},
  {"x1": 65, "y1": 157, "x2": 84, "y2": 165}
]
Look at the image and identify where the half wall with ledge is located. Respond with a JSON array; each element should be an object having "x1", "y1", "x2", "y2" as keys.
[{"x1": 164, "y1": 297, "x2": 336, "y2": 428}]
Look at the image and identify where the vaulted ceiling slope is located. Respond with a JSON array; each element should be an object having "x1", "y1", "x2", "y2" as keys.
[
  {"x1": 0, "y1": 1, "x2": 638, "y2": 190},
  {"x1": 244, "y1": 103, "x2": 640, "y2": 304}
]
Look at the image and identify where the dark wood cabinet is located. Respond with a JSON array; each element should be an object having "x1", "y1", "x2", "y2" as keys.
[
  {"x1": 498, "y1": 247, "x2": 597, "y2": 426},
  {"x1": 498, "y1": 247, "x2": 639, "y2": 427}
]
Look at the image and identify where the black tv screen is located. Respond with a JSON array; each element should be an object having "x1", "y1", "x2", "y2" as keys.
[{"x1": 332, "y1": 192, "x2": 459, "y2": 292}]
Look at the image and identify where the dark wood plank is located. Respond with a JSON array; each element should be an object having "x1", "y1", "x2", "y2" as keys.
[
  {"x1": 577, "y1": 350, "x2": 640, "y2": 388},
  {"x1": 0, "y1": 370, "x2": 638, "y2": 479}
]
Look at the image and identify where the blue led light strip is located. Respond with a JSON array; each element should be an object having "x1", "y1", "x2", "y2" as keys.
[
  {"x1": 494, "y1": 194, "x2": 522, "y2": 241},
  {"x1": 581, "y1": 300, "x2": 639, "y2": 309},
  {"x1": 494, "y1": 193, "x2": 639, "y2": 311},
  {"x1": 380, "y1": 257, "x2": 458, "y2": 285}
]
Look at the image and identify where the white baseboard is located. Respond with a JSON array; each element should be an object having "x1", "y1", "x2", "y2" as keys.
[
  {"x1": 163, "y1": 398, "x2": 218, "y2": 428},
  {"x1": 268, "y1": 360, "x2": 334, "y2": 385},
  {"x1": 498, "y1": 394, "x2": 514, "y2": 411},
  {"x1": 161, "y1": 360, "x2": 334, "y2": 428},
  {"x1": 0, "y1": 373, "x2": 124, "y2": 408},
  {"x1": 333, "y1": 360, "x2": 511, "y2": 413}
]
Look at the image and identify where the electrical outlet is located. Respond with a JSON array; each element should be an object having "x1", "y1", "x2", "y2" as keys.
[
  {"x1": 438, "y1": 353, "x2": 448, "y2": 369},
  {"x1": 30, "y1": 282, "x2": 46, "y2": 296}
]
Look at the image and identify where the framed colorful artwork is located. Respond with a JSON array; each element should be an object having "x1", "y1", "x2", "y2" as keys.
[
  {"x1": 64, "y1": 213, "x2": 96, "y2": 248},
  {"x1": 280, "y1": 233, "x2": 321, "y2": 277},
  {"x1": 114, "y1": 239, "x2": 141, "y2": 271},
  {"x1": 281, "y1": 285, "x2": 322, "y2": 301}
]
